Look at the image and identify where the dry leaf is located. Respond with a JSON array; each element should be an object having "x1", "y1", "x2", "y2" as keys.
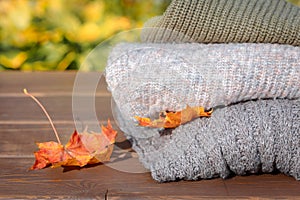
[
  {"x1": 23, "y1": 89, "x2": 118, "y2": 170},
  {"x1": 135, "y1": 105, "x2": 212, "y2": 129},
  {"x1": 31, "y1": 120, "x2": 117, "y2": 170}
]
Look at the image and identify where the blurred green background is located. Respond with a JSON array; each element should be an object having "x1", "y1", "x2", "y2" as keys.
[{"x1": 0, "y1": 0, "x2": 299, "y2": 71}]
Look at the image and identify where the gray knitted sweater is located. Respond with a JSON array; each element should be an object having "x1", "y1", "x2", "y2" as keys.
[
  {"x1": 113, "y1": 99, "x2": 300, "y2": 182},
  {"x1": 141, "y1": 0, "x2": 300, "y2": 44}
]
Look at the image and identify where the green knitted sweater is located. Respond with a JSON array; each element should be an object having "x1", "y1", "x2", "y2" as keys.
[{"x1": 141, "y1": 0, "x2": 300, "y2": 45}]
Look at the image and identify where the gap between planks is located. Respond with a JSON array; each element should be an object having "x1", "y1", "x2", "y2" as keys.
[
  {"x1": 0, "y1": 92, "x2": 111, "y2": 97},
  {"x1": 0, "y1": 120, "x2": 116, "y2": 125},
  {"x1": 0, "y1": 155, "x2": 34, "y2": 158}
]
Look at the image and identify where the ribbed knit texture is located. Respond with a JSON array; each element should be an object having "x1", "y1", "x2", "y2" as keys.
[
  {"x1": 105, "y1": 43, "x2": 300, "y2": 120},
  {"x1": 141, "y1": 0, "x2": 300, "y2": 45},
  {"x1": 113, "y1": 99, "x2": 300, "y2": 182}
]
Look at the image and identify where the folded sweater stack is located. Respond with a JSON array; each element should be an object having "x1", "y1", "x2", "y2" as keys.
[{"x1": 105, "y1": 0, "x2": 300, "y2": 182}]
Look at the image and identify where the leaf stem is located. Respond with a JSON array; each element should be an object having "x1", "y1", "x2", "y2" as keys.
[{"x1": 23, "y1": 89, "x2": 61, "y2": 144}]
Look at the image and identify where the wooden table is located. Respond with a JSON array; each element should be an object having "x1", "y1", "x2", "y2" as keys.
[{"x1": 1, "y1": 71, "x2": 299, "y2": 199}]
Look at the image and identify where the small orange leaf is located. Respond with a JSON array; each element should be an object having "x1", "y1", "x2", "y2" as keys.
[
  {"x1": 135, "y1": 105, "x2": 213, "y2": 129},
  {"x1": 31, "y1": 120, "x2": 118, "y2": 170},
  {"x1": 134, "y1": 116, "x2": 152, "y2": 126},
  {"x1": 101, "y1": 119, "x2": 117, "y2": 143}
]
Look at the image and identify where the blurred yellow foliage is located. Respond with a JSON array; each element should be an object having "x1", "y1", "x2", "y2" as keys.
[
  {"x1": 0, "y1": 51, "x2": 27, "y2": 69},
  {"x1": 82, "y1": 1, "x2": 104, "y2": 22},
  {"x1": 0, "y1": 0, "x2": 170, "y2": 70}
]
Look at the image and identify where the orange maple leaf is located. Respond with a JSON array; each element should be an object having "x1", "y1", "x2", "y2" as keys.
[
  {"x1": 31, "y1": 120, "x2": 117, "y2": 170},
  {"x1": 135, "y1": 105, "x2": 213, "y2": 129},
  {"x1": 23, "y1": 89, "x2": 117, "y2": 170}
]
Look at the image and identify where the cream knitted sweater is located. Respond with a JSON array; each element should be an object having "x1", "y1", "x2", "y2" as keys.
[{"x1": 105, "y1": 43, "x2": 300, "y2": 119}]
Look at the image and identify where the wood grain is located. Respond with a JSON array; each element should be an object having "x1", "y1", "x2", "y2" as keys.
[
  {"x1": 0, "y1": 96, "x2": 113, "y2": 121},
  {"x1": 2, "y1": 158, "x2": 299, "y2": 199},
  {"x1": 0, "y1": 72, "x2": 299, "y2": 199},
  {"x1": 0, "y1": 71, "x2": 107, "y2": 93}
]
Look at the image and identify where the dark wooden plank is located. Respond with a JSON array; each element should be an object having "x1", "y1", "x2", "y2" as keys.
[
  {"x1": 223, "y1": 175, "x2": 300, "y2": 197},
  {"x1": 0, "y1": 124, "x2": 75, "y2": 156},
  {"x1": 0, "y1": 96, "x2": 113, "y2": 121},
  {"x1": 0, "y1": 71, "x2": 76, "y2": 93},
  {"x1": 0, "y1": 71, "x2": 108, "y2": 94},
  {"x1": 1, "y1": 158, "x2": 299, "y2": 199}
]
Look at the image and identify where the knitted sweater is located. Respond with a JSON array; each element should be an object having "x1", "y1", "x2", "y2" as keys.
[
  {"x1": 113, "y1": 98, "x2": 300, "y2": 182},
  {"x1": 141, "y1": 0, "x2": 300, "y2": 45},
  {"x1": 105, "y1": 43, "x2": 300, "y2": 119}
]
